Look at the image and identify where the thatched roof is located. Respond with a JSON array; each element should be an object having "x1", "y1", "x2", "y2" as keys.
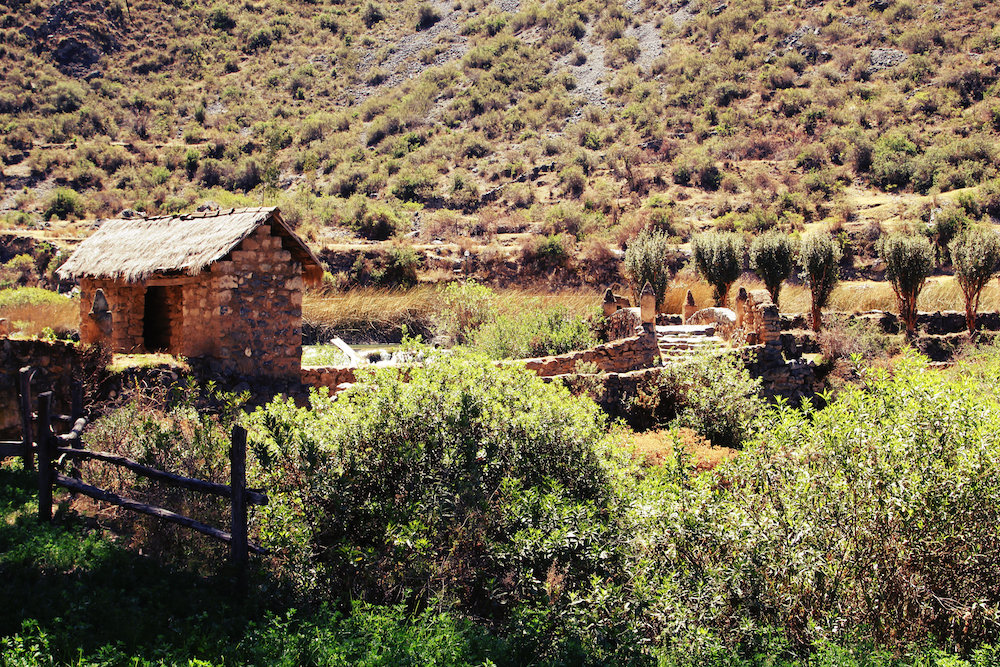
[{"x1": 57, "y1": 207, "x2": 324, "y2": 285}]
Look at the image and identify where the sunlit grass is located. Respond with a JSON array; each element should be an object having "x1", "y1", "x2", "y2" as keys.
[{"x1": 0, "y1": 287, "x2": 78, "y2": 338}]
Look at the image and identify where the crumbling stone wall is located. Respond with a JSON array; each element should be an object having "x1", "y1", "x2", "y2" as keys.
[
  {"x1": 521, "y1": 332, "x2": 660, "y2": 376},
  {"x1": 0, "y1": 339, "x2": 99, "y2": 436},
  {"x1": 742, "y1": 289, "x2": 782, "y2": 348},
  {"x1": 301, "y1": 366, "x2": 357, "y2": 392}
]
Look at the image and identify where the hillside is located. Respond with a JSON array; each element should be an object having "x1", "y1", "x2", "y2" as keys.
[{"x1": 2, "y1": 0, "x2": 1000, "y2": 286}]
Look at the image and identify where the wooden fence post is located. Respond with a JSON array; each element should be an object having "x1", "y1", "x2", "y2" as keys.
[
  {"x1": 69, "y1": 380, "x2": 85, "y2": 487},
  {"x1": 71, "y1": 380, "x2": 83, "y2": 423},
  {"x1": 37, "y1": 392, "x2": 54, "y2": 522},
  {"x1": 230, "y1": 425, "x2": 249, "y2": 586},
  {"x1": 18, "y1": 367, "x2": 34, "y2": 471}
]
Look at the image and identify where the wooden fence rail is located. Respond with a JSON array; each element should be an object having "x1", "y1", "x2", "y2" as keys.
[{"x1": 2, "y1": 371, "x2": 268, "y2": 577}]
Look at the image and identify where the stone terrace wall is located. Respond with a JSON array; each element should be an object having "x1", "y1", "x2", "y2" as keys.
[
  {"x1": 521, "y1": 332, "x2": 660, "y2": 377},
  {"x1": 781, "y1": 310, "x2": 1000, "y2": 336},
  {"x1": 301, "y1": 366, "x2": 357, "y2": 392}
]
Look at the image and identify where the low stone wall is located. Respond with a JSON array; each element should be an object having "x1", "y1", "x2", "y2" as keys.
[
  {"x1": 779, "y1": 310, "x2": 1000, "y2": 335},
  {"x1": 521, "y1": 332, "x2": 660, "y2": 377},
  {"x1": 301, "y1": 366, "x2": 357, "y2": 392}
]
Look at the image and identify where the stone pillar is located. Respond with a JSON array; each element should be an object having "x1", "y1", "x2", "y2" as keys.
[
  {"x1": 640, "y1": 281, "x2": 655, "y2": 330},
  {"x1": 88, "y1": 288, "x2": 113, "y2": 343},
  {"x1": 602, "y1": 288, "x2": 618, "y2": 318},
  {"x1": 735, "y1": 287, "x2": 748, "y2": 329},
  {"x1": 683, "y1": 290, "x2": 697, "y2": 323}
]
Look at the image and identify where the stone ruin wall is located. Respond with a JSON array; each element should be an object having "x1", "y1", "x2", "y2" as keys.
[
  {"x1": 520, "y1": 332, "x2": 661, "y2": 377},
  {"x1": 212, "y1": 224, "x2": 304, "y2": 379},
  {"x1": 0, "y1": 338, "x2": 98, "y2": 436},
  {"x1": 300, "y1": 366, "x2": 357, "y2": 392}
]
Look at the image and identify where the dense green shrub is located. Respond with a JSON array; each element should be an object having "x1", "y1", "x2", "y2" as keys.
[
  {"x1": 641, "y1": 353, "x2": 1000, "y2": 657},
  {"x1": 950, "y1": 225, "x2": 1000, "y2": 332},
  {"x1": 470, "y1": 306, "x2": 597, "y2": 359},
  {"x1": 691, "y1": 231, "x2": 744, "y2": 307},
  {"x1": 927, "y1": 206, "x2": 971, "y2": 265},
  {"x1": 651, "y1": 352, "x2": 764, "y2": 449},
  {"x1": 42, "y1": 188, "x2": 81, "y2": 220},
  {"x1": 748, "y1": 231, "x2": 796, "y2": 306},
  {"x1": 247, "y1": 351, "x2": 619, "y2": 614},
  {"x1": 878, "y1": 232, "x2": 933, "y2": 335},
  {"x1": 799, "y1": 230, "x2": 841, "y2": 332},
  {"x1": 623, "y1": 228, "x2": 673, "y2": 309}
]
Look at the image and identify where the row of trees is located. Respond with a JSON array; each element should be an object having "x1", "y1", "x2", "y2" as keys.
[{"x1": 625, "y1": 226, "x2": 1000, "y2": 334}]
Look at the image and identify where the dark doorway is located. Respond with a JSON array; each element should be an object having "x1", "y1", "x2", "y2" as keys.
[{"x1": 143, "y1": 286, "x2": 171, "y2": 352}]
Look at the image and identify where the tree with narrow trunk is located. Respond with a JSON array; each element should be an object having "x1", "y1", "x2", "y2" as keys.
[
  {"x1": 692, "y1": 231, "x2": 744, "y2": 308},
  {"x1": 799, "y1": 231, "x2": 841, "y2": 332},
  {"x1": 749, "y1": 231, "x2": 796, "y2": 307},
  {"x1": 950, "y1": 226, "x2": 1000, "y2": 333},
  {"x1": 878, "y1": 232, "x2": 934, "y2": 336},
  {"x1": 623, "y1": 228, "x2": 672, "y2": 310}
]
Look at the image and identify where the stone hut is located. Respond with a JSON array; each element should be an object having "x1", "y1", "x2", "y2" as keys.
[{"x1": 57, "y1": 206, "x2": 323, "y2": 378}]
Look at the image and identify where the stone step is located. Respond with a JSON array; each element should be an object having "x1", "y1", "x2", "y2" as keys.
[{"x1": 655, "y1": 324, "x2": 716, "y2": 337}]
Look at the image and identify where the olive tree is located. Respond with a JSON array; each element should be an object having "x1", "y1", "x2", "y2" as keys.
[
  {"x1": 878, "y1": 232, "x2": 934, "y2": 336},
  {"x1": 749, "y1": 231, "x2": 796, "y2": 306},
  {"x1": 692, "y1": 231, "x2": 744, "y2": 308},
  {"x1": 623, "y1": 228, "x2": 672, "y2": 309},
  {"x1": 950, "y1": 226, "x2": 1000, "y2": 333},
  {"x1": 799, "y1": 231, "x2": 841, "y2": 332}
]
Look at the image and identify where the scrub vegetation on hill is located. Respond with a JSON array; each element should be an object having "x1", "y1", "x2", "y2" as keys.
[{"x1": 3, "y1": 0, "x2": 1000, "y2": 260}]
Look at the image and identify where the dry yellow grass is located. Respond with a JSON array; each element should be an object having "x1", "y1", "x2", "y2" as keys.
[
  {"x1": 0, "y1": 301, "x2": 78, "y2": 338},
  {"x1": 303, "y1": 285, "x2": 600, "y2": 330},
  {"x1": 631, "y1": 428, "x2": 739, "y2": 472}
]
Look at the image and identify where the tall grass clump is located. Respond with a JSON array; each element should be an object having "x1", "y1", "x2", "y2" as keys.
[{"x1": 0, "y1": 287, "x2": 77, "y2": 338}]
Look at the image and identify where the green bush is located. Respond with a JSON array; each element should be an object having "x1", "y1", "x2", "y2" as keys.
[
  {"x1": 878, "y1": 232, "x2": 934, "y2": 335},
  {"x1": 623, "y1": 228, "x2": 673, "y2": 309},
  {"x1": 248, "y1": 351, "x2": 616, "y2": 609},
  {"x1": 42, "y1": 188, "x2": 81, "y2": 220},
  {"x1": 435, "y1": 280, "x2": 498, "y2": 344},
  {"x1": 0, "y1": 286, "x2": 70, "y2": 308},
  {"x1": 471, "y1": 306, "x2": 597, "y2": 359},
  {"x1": 362, "y1": 1, "x2": 385, "y2": 28},
  {"x1": 653, "y1": 351, "x2": 764, "y2": 449},
  {"x1": 373, "y1": 245, "x2": 420, "y2": 287},
  {"x1": 692, "y1": 231, "x2": 744, "y2": 307},
  {"x1": 749, "y1": 231, "x2": 796, "y2": 306},
  {"x1": 927, "y1": 205, "x2": 970, "y2": 265}
]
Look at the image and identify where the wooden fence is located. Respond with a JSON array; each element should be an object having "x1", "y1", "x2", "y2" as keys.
[{"x1": 0, "y1": 366, "x2": 267, "y2": 577}]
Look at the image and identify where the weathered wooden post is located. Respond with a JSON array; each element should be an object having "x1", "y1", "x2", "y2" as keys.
[
  {"x1": 18, "y1": 367, "x2": 34, "y2": 471},
  {"x1": 37, "y1": 392, "x2": 54, "y2": 522},
  {"x1": 71, "y1": 380, "x2": 83, "y2": 423},
  {"x1": 230, "y1": 425, "x2": 249, "y2": 587},
  {"x1": 68, "y1": 380, "x2": 85, "y2": 487}
]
